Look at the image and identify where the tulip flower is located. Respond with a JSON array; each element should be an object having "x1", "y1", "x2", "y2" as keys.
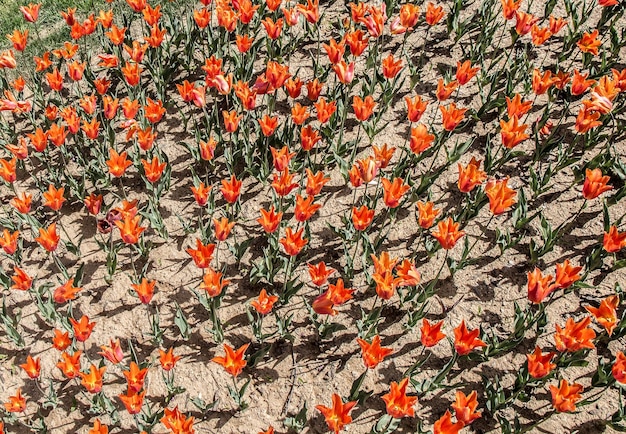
[
  {"x1": 315, "y1": 394, "x2": 356, "y2": 434},
  {"x1": 381, "y1": 378, "x2": 417, "y2": 418}
]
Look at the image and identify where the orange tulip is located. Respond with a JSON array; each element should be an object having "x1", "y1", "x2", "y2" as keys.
[
  {"x1": 280, "y1": 227, "x2": 308, "y2": 256},
  {"x1": 300, "y1": 125, "x2": 321, "y2": 151},
  {"x1": 345, "y1": 29, "x2": 368, "y2": 56},
  {"x1": 526, "y1": 268, "x2": 554, "y2": 304},
  {"x1": 305, "y1": 169, "x2": 330, "y2": 196},
  {"x1": 186, "y1": 239, "x2": 216, "y2": 268},
  {"x1": 308, "y1": 262, "x2": 336, "y2": 287},
  {"x1": 20, "y1": 3, "x2": 41, "y2": 22},
  {"x1": 6, "y1": 138, "x2": 28, "y2": 160},
  {"x1": 121, "y1": 61, "x2": 141, "y2": 86},
  {"x1": 585, "y1": 295, "x2": 619, "y2": 336},
  {"x1": 405, "y1": 95, "x2": 428, "y2": 123},
  {"x1": 71, "y1": 315, "x2": 96, "y2": 342},
  {"x1": 456, "y1": 60, "x2": 480, "y2": 85},
  {"x1": 199, "y1": 137, "x2": 216, "y2": 161},
  {"x1": 582, "y1": 168, "x2": 612, "y2": 199},
  {"x1": 52, "y1": 329, "x2": 71, "y2": 351},
  {"x1": 159, "y1": 347, "x2": 181, "y2": 371},
  {"x1": 425, "y1": 2, "x2": 445, "y2": 25},
  {"x1": 573, "y1": 67, "x2": 597, "y2": 89},
  {"x1": 212, "y1": 343, "x2": 249, "y2": 377},
  {"x1": 433, "y1": 410, "x2": 464, "y2": 434},
  {"x1": 550, "y1": 379, "x2": 583, "y2": 412},
  {"x1": 532, "y1": 69, "x2": 555, "y2": 95},
  {"x1": 19, "y1": 355, "x2": 41, "y2": 379},
  {"x1": 500, "y1": 115, "x2": 528, "y2": 149},
  {"x1": 416, "y1": 201, "x2": 440, "y2": 229},
  {"x1": 485, "y1": 177, "x2": 517, "y2": 215},
  {"x1": 11, "y1": 192, "x2": 32, "y2": 214},
  {"x1": 191, "y1": 182, "x2": 211, "y2": 207},
  {"x1": 314, "y1": 97, "x2": 337, "y2": 123},
  {"x1": 452, "y1": 390, "x2": 481, "y2": 425},
  {"x1": 291, "y1": 102, "x2": 309, "y2": 125},
  {"x1": 501, "y1": 0, "x2": 521, "y2": 19},
  {"x1": 200, "y1": 266, "x2": 230, "y2": 297},
  {"x1": 214, "y1": 217, "x2": 235, "y2": 241},
  {"x1": 270, "y1": 146, "x2": 295, "y2": 172},
  {"x1": 421, "y1": 318, "x2": 446, "y2": 347},
  {"x1": 98, "y1": 9, "x2": 114, "y2": 28},
  {"x1": 514, "y1": 11, "x2": 538, "y2": 35},
  {"x1": 373, "y1": 269, "x2": 399, "y2": 300},
  {"x1": 89, "y1": 419, "x2": 108, "y2": 434},
  {"x1": 382, "y1": 54, "x2": 403, "y2": 79},
  {"x1": 382, "y1": 177, "x2": 410, "y2": 208},
  {"x1": 294, "y1": 195, "x2": 321, "y2": 222},
  {"x1": 549, "y1": 15, "x2": 567, "y2": 34},
  {"x1": 457, "y1": 157, "x2": 486, "y2": 193},
  {"x1": 407, "y1": 124, "x2": 434, "y2": 154},
  {"x1": 27, "y1": 127, "x2": 48, "y2": 152},
  {"x1": 0, "y1": 49, "x2": 17, "y2": 69},
  {"x1": 373, "y1": 144, "x2": 395, "y2": 169},
  {"x1": 123, "y1": 362, "x2": 148, "y2": 392},
  {"x1": 306, "y1": 78, "x2": 323, "y2": 101},
  {"x1": 552, "y1": 259, "x2": 582, "y2": 290},
  {"x1": 575, "y1": 107, "x2": 602, "y2": 133},
  {"x1": 220, "y1": 174, "x2": 242, "y2": 203},
  {"x1": 161, "y1": 407, "x2": 195, "y2": 434},
  {"x1": 251, "y1": 289, "x2": 279, "y2": 315},
  {"x1": 353, "y1": 95, "x2": 376, "y2": 121},
  {"x1": 259, "y1": 115, "x2": 279, "y2": 137},
  {"x1": 323, "y1": 37, "x2": 345, "y2": 64},
  {"x1": 53, "y1": 278, "x2": 82, "y2": 303},
  {"x1": 613, "y1": 351, "x2": 626, "y2": 384},
  {"x1": 145, "y1": 24, "x2": 166, "y2": 47},
  {"x1": 131, "y1": 278, "x2": 156, "y2": 304},
  {"x1": 257, "y1": 206, "x2": 283, "y2": 234},
  {"x1": 454, "y1": 320, "x2": 487, "y2": 355},
  {"x1": 4, "y1": 388, "x2": 26, "y2": 413},
  {"x1": 84, "y1": 193, "x2": 103, "y2": 216},
  {"x1": 0, "y1": 229, "x2": 19, "y2": 255},
  {"x1": 577, "y1": 29, "x2": 601, "y2": 56},
  {"x1": 395, "y1": 260, "x2": 421, "y2": 287},
  {"x1": 436, "y1": 78, "x2": 458, "y2": 101},
  {"x1": 236, "y1": 34, "x2": 254, "y2": 53},
  {"x1": 531, "y1": 25, "x2": 552, "y2": 45},
  {"x1": 526, "y1": 346, "x2": 556, "y2": 379},
  {"x1": 357, "y1": 335, "x2": 393, "y2": 369},
  {"x1": 106, "y1": 148, "x2": 132, "y2": 178},
  {"x1": 440, "y1": 103, "x2": 467, "y2": 131},
  {"x1": 603, "y1": 226, "x2": 626, "y2": 253},
  {"x1": 7, "y1": 30, "x2": 28, "y2": 52},
  {"x1": 43, "y1": 184, "x2": 66, "y2": 211},
  {"x1": 35, "y1": 223, "x2": 60, "y2": 252},
  {"x1": 554, "y1": 316, "x2": 596, "y2": 352},
  {"x1": 80, "y1": 364, "x2": 106, "y2": 393},
  {"x1": 506, "y1": 93, "x2": 533, "y2": 118},
  {"x1": 48, "y1": 123, "x2": 68, "y2": 147},
  {"x1": 11, "y1": 266, "x2": 32, "y2": 291},
  {"x1": 352, "y1": 205, "x2": 375, "y2": 231},
  {"x1": 118, "y1": 389, "x2": 145, "y2": 414},
  {"x1": 431, "y1": 217, "x2": 465, "y2": 250},
  {"x1": 315, "y1": 394, "x2": 356, "y2": 434},
  {"x1": 382, "y1": 378, "x2": 417, "y2": 418},
  {"x1": 0, "y1": 157, "x2": 16, "y2": 183},
  {"x1": 57, "y1": 351, "x2": 82, "y2": 378},
  {"x1": 115, "y1": 215, "x2": 146, "y2": 244},
  {"x1": 333, "y1": 61, "x2": 355, "y2": 86}
]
